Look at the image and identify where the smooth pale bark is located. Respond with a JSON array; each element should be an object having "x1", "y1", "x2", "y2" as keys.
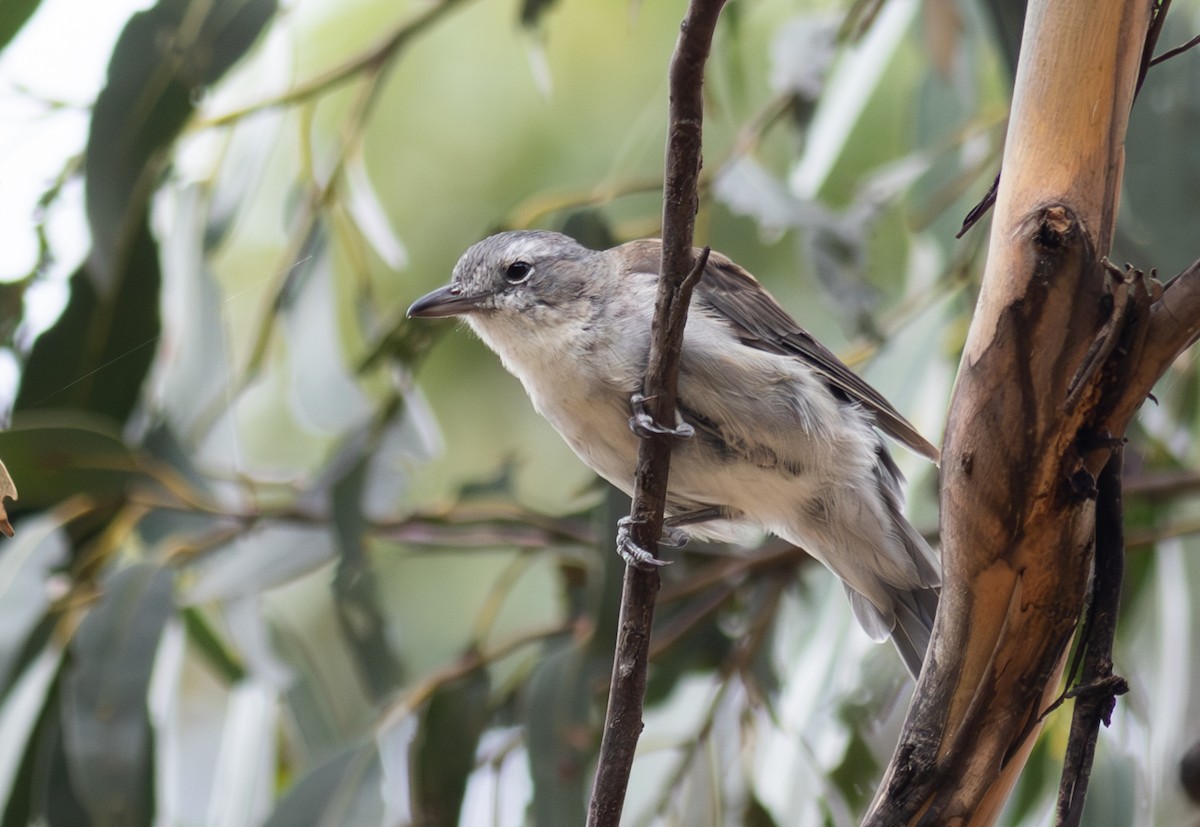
[{"x1": 862, "y1": 1, "x2": 1187, "y2": 824}]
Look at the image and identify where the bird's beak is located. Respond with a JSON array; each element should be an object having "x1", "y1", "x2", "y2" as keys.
[{"x1": 407, "y1": 285, "x2": 484, "y2": 318}]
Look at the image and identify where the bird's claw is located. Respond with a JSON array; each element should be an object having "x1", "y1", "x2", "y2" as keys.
[
  {"x1": 628, "y1": 394, "x2": 694, "y2": 440},
  {"x1": 616, "y1": 516, "x2": 673, "y2": 569}
]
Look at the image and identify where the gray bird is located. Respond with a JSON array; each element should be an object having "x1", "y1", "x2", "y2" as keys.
[{"x1": 408, "y1": 231, "x2": 940, "y2": 677}]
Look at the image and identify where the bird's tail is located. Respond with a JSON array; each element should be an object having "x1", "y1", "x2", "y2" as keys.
[
  {"x1": 845, "y1": 582, "x2": 939, "y2": 679},
  {"x1": 889, "y1": 584, "x2": 940, "y2": 679}
]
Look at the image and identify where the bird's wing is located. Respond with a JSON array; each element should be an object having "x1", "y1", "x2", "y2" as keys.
[{"x1": 615, "y1": 240, "x2": 940, "y2": 463}]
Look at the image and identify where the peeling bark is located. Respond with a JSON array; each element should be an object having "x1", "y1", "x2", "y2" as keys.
[{"x1": 863, "y1": 1, "x2": 1179, "y2": 823}]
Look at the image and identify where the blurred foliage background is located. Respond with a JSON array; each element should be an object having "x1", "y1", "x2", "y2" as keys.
[{"x1": 0, "y1": 0, "x2": 1198, "y2": 824}]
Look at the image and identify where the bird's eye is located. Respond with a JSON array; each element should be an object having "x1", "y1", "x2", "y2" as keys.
[{"x1": 504, "y1": 261, "x2": 533, "y2": 284}]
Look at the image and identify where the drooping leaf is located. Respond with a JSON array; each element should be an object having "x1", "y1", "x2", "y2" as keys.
[
  {"x1": 184, "y1": 523, "x2": 335, "y2": 604},
  {"x1": 330, "y1": 432, "x2": 406, "y2": 703},
  {"x1": 263, "y1": 742, "x2": 384, "y2": 827},
  {"x1": 282, "y1": 250, "x2": 373, "y2": 435},
  {"x1": 204, "y1": 681, "x2": 280, "y2": 826},
  {"x1": 0, "y1": 647, "x2": 65, "y2": 827},
  {"x1": 13, "y1": 225, "x2": 161, "y2": 424},
  {"x1": 154, "y1": 184, "x2": 233, "y2": 438},
  {"x1": 524, "y1": 640, "x2": 600, "y2": 827},
  {"x1": 86, "y1": 0, "x2": 278, "y2": 289},
  {"x1": 15, "y1": 0, "x2": 278, "y2": 426},
  {"x1": 412, "y1": 667, "x2": 491, "y2": 827},
  {"x1": 61, "y1": 563, "x2": 174, "y2": 827},
  {"x1": 180, "y1": 607, "x2": 245, "y2": 684},
  {"x1": 0, "y1": 514, "x2": 70, "y2": 693},
  {"x1": 0, "y1": 421, "x2": 146, "y2": 513},
  {"x1": 342, "y1": 152, "x2": 408, "y2": 270},
  {"x1": 2, "y1": 661, "x2": 93, "y2": 827}
]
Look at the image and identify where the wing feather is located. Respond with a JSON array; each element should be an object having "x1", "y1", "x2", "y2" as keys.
[{"x1": 613, "y1": 240, "x2": 940, "y2": 463}]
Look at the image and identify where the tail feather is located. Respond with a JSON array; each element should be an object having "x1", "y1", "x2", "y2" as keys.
[
  {"x1": 890, "y1": 585, "x2": 940, "y2": 679},
  {"x1": 846, "y1": 582, "x2": 939, "y2": 679}
]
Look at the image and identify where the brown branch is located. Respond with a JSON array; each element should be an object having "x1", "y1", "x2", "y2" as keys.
[
  {"x1": 1110, "y1": 258, "x2": 1200, "y2": 431},
  {"x1": 199, "y1": 0, "x2": 477, "y2": 129},
  {"x1": 1134, "y1": 0, "x2": 1172, "y2": 94},
  {"x1": 1149, "y1": 32, "x2": 1200, "y2": 66},
  {"x1": 958, "y1": 0, "x2": 1173, "y2": 239},
  {"x1": 585, "y1": 3, "x2": 727, "y2": 825},
  {"x1": 865, "y1": 1, "x2": 1156, "y2": 823},
  {"x1": 1055, "y1": 451, "x2": 1130, "y2": 826}
]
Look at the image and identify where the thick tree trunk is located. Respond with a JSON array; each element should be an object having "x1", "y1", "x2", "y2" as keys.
[{"x1": 863, "y1": 1, "x2": 1184, "y2": 823}]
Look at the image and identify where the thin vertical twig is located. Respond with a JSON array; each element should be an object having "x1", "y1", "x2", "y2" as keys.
[
  {"x1": 585, "y1": 2, "x2": 727, "y2": 825},
  {"x1": 1055, "y1": 449, "x2": 1130, "y2": 826}
]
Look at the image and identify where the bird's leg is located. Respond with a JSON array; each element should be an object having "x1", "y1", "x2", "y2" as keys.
[
  {"x1": 662, "y1": 506, "x2": 725, "y2": 545},
  {"x1": 615, "y1": 507, "x2": 727, "y2": 569},
  {"x1": 628, "y1": 393, "x2": 695, "y2": 439},
  {"x1": 616, "y1": 517, "x2": 671, "y2": 569}
]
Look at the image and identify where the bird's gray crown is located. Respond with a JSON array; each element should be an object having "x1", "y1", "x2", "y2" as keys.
[{"x1": 450, "y1": 230, "x2": 597, "y2": 313}]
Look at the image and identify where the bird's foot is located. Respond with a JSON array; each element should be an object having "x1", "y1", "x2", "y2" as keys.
[
  {"x1": 616, "y1": 516, "x2": 673, "y2": 569},
  {"x1": 628, "y1": 393, "x2": 694, "y2": 439}
]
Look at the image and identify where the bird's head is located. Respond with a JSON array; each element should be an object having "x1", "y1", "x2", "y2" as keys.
[{"x1": 407, "y1": 231, "x2": 600, "y2": 329}]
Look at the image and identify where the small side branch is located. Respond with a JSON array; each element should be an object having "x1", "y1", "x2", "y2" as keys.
[
  {"x1": 585, "y1": 2, "x2": 727, "y2": 826},
  {"x1": 1054, "y1": 450, "x2": 1130, "y2": 826},
  {"x1": 1107, "y1": 257, "x2": 1200, "y2": 432}
]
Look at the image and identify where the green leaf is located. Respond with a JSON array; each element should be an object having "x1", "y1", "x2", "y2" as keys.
[
  {"x1": 263, "y1": 743, "x2": 384, "y2": 827},
  {"x1": 61, "y1": 563, "x2": 174, "y2": 827},
  {"x1": 0, "y1": 0, "x2": 41, "y2": 53},
  {"x1": 524, "y1": 640, "x2": 601, "y2": 827},
  {"x1": 0, "y1": 647, "x2": 64, "y2": 826},
  {"x1": 2, "y1": 664, "x2": 94, "y2": 827},
  {"x1": 413, "y1": 667, "x2": 491, "y2": 827},
  {"x1": 15, "y1": 0, "x2": 277, "y2": 425},
  {"x1": 184, "y1": 523, "x2": 335, "y2": 603},
  {"x1": 0, "y1": 514, "x2": 69, "y2": 693},
  {"x1": 330, "y1": 435, "x2": 406, "y2": 702},
  {"x1": 0, "y1": 420, "x2": 146, "y2": 512},
  {"x1": 13, "y1": 226, "x2": 160, "y2": 424},
  {"x1": 86, "y1": 0, "x2": 277, "y2": 289},
  {"x1": 180, "y1": 607, "x2": 245, "y2": 684}
]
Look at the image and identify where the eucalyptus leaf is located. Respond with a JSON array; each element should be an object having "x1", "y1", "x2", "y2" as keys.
[
  {"x1": 525, "y1": 640, "x2": 600, "y2": 827},
  {"x1": 4, "y1": 671, "x2": 90, "y2": 827},
  {"x1": 376, "y1": 716, "x2": 416, "y2": 826},
  {"x1": 205, "y1": 681, "x2": 279, "y2": 827},
  {"x1": 0, "y1": 421, "x2": 143, "y2": 512},
  {"x1": 263, "y1": 742, "x2": 384, "y2": 827},
  {"x1": 0, "y1": 647, "x2": 63, "y2": 822},
  {"x1": 16, "y1": 0, "x2": 277, "y2": 425},
  {"x1": 13, "y1": 227, "x2": 161, "y2": 424},
  {"x1": 86, "y1": 0, "x2": 277, "y2": 291},
  {"x1": 184, "y1": 523, "x2": 335, "y2": 604},
  {"x1": 153, "y1": 185, "x2": 232, "y2": 438},
  {"x1": 222, "y1": 596, "x2": 293, "y2": 690},
  {"x1": 0, "y1": 515, "x2": 68, "y2": 694},
  {"x1": 61, "y1": 563, "x2": 174, "y2": 827},
  {"x1": 331, "y1": 444, "x2": 405, "y2": 703},
  {"x1": 342, "y1": 153, "x2": 408, "y2": 270},
  {"x1": 282, "y1": 250, "x2": 373, "y2": 435},
  {"x1": 412, "y1": 668, "x2": 491, "y2": 826}
]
